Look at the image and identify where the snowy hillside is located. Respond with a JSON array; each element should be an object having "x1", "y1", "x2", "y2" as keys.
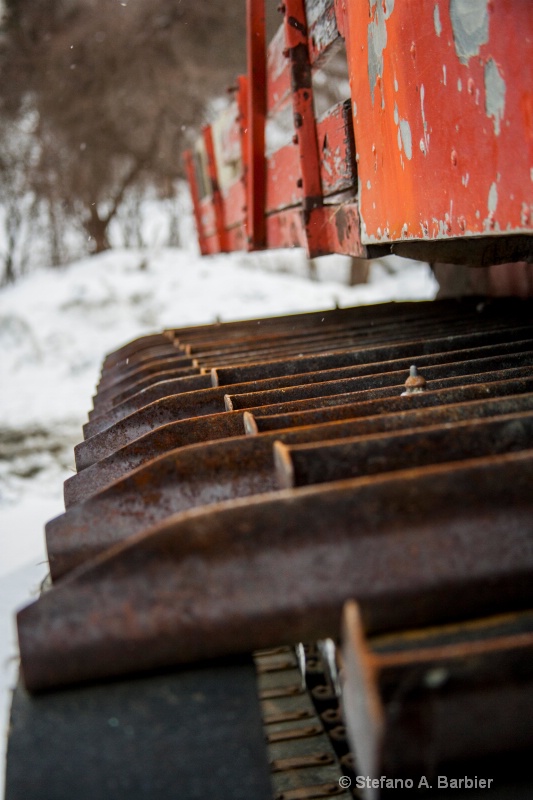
[{"x1": 0, "y1": 243, "x2": 438, "y2": 791}]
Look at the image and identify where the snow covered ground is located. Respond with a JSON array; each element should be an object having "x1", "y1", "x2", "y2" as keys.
[{"x1": 0, "y1": 240, "x2": 438, "y2": 793}]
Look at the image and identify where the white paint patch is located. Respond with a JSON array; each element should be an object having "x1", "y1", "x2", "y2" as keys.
[
  {"x1": 462, "y1": 172, "x2": 470, "y2": 187},
  {"x1": 420, "y1": 139, "x2": 426, "y2": 155},
  {"x1": 434, "y1": 4, "x2": 442, "y2": 37},
  {"x1": 484, "y1": 58, "x2": 506, "y2": 136},
  {"x1": 352, "y1": 100, "x2": 358, "y2": 118},
  {"x1": 457, "y1": 78, "x2": 462, "y2": 92},
  {"x1": 367, "y1": 0, "x2": 395, "y2": 108},
  {"x1": 488, "y1": 181, "x2": 498, "y2": 214},
  {"x1": 420, "y1": 84, "x2": 430, "y2": 155},
  {"x1": 367, "y1": 180, "x2": 372, "y2": 190},
  {"x1": 394, "y1": 102, "x2": 399, "y2": 125},
  {"x1": 394, "y1": 76, "x2": 399, "y2": 92},
  {"x1": 399, "y1": 118, "x2": 413, "y2": 160},
  {"x1": 442, "y1": 64, "x2": 447, "y2": 85},
  {"x1": 449, "y1": 0, "x2": 489, "y2": 65}
]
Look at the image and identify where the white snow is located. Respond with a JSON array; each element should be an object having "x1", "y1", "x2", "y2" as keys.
[{"x1": 0, "y1": 239, "x2": 438, "y2": 792}]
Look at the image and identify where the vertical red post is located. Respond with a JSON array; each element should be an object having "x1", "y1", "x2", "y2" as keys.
[
  {"x1": 246, "y1": 0, "x2": 267, "y2": 250},
  {"x1": 237, "y1": 74, "x2": 249, "y2": 229},
  {"x1": 202, "y1": 124, "x2": 227, "y2": 253},
  {"x1": 183, "y1": 149, "x2": 208, "y2": 256},
  {"x1": 283, "y1": 0, "x2": 326, "y2": 256}
]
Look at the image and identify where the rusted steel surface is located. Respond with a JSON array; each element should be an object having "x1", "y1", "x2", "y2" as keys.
[
  {"x1": 228, "y1": 365, "x2": 533, "y2": 420},
  {"x1": 212, "y1": 324, "x2": 533, "y2": 384},
  {"x1": 16, "y1": 295, "x2": 533, "y2": 741},
  {"x1": 93, "y1": 362, "x2": 198, "y2": 411},
  {"x1": 77, "y1": 362, "x2": 532, "y2": 469},
  {"x1": 53, "y1": 404, "x2": 533, "y2": 580},
  {"x1": 225, "y1": 358, "x2": 533, "y2": 411},
  {"x1": 341, "y1": 602, "x2": 533, "y2": 787},
  {"x1": 275, "y1": 410, "x2": 533, "y2": 489},
  {"x1": 85, "y1": 374, "x2": 213, "y2": 437},
  {"x1": 101, "y1": 332, "x2": 173, "y2": 370},
  {"x1": 101, "y1": 343, "x2": 180, "y2": 373},
  {"x1": 67, "y1": 390, "x2": 533, "y2": 508},
  {"x1": 249, "y1": 376, "x2": 533, "y2": 437},
  {"x1": 18, "y1": 450, "x2": 533, "y2": 691},
  {"x1": 88, "y1": 338, "x2": 533, "y2": 435},
  {"x1": 73, "y1": 410, "x2": 246, "y2": 476},
  {"x1": 92, "y1": 365, "x2": 202, "y2": 414},
  {"x1": 97, "y1": 353, "x2": 192, "y2": 392}
]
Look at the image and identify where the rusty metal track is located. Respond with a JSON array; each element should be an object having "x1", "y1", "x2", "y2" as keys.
[{"x1": 11, "y1": 297, "x2": 533, "y2": 795}]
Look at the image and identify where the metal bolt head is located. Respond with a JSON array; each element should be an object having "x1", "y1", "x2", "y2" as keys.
[{"x1": 402, "y1": 365, "x2": 426, "y2": 395}]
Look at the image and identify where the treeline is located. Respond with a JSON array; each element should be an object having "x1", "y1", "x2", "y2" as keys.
[{"x1": 0, "y1": 0, "x2": 252, "y2": 283}]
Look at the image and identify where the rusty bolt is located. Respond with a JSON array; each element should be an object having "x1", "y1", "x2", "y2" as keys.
[
  {"x1": 226, "y1": 85, "x2": 238, "y2": 94},
  {"x1": 278, "y1": 3, "x2": 286, "y2": 13},
  {"x1": 458, "y1": 215, "x2": 466, "y2": 232},
  {"x1": 283, "y1": 47, "x2": 290, "y2": 58},
  {"x1": 296, "y1": 178, "x2": 303, "y2": 188},
  {"x1": 402, "y1": 365, "x2": 426, "y2": 395},
  {"x1": 292, "y1": 133, "x2": 299, "y2": 145}
]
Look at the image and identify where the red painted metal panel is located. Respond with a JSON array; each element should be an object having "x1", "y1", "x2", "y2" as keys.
[
  {"x1": 266, "y1": 101, "x2": 356, "y2": 214},
  {"x1": 265, "y1": 203, "x2": 364, "y2": 257},
  {"x1": 225, "y1": 224, "x2": 248, "y2": 252},
  {"x1": 283, "y1": 0, "x2": 327, "y2": 257},
  {"x1": 246, "y1": 0, "x2": 267, "y2": 249},
  {"x1": 222, "y1": 178, "x2": 246, "y2": 230},
  {"x1": 305, "y1": 0, "x2": 342, "y2": 66},
  {"x1": 267, "y1": 23, "x2": 292, "y2": 115},
  {"x1": 198, "y1": 197, "x2": 217, "y2": 239},
  {"x1": 265, "y1": 206, "x2": 307, "y2": 250},
  {"x1": 321, "y1": 202, "x2": 365, "y2": 256},
  {"x1": 202, "y1": 125, "x2": 227, "y2": 251},
  {"x1": 183, "y1": 150, "x2": 209, "y2": 256},
  {"x1": 200, "y1": 231, "x2": 222, "y2": 255},
  {"x1": 237, "y1": 74, "x2": 250, "y2": 233},
  {"x1": 333, "y1": 0, "x2": 348, "y2": 38},
  {"x1": 266, "y1": 142, "x2": 301, "y2": 214},
  {"x1": 344, "y1": 0, "x2": 533, "y2": 245},
  {"x1": 317, "y1": 99, "x2": 356, "y2": 197}
]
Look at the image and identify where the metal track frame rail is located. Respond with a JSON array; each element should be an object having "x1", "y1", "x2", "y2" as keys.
[{"x1": 6, "y1": 297, "x2": 533, "y2": 798}]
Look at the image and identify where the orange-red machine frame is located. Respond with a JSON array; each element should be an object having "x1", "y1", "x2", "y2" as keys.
[{"x1": 184, "y1": 0, "x2": 533, "y2": 265}]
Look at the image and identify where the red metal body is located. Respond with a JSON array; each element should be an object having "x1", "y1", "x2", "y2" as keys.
[
  {"x1": 345, "y1": 0, "x2": 533, "y2": 245},
  {"x1": 184, "y1": 0, "x2": 532, "y2": 265}
]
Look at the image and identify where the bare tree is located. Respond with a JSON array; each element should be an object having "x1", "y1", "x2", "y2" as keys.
[{"x1": 0, "y1": 0, "x2": 248, "y2": 261}]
